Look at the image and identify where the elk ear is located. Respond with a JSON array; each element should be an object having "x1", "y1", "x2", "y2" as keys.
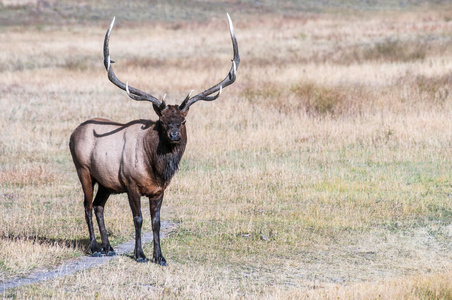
[
  {"x1": 153, "y1": 95, "x2": 167, "y2": 116},
  {"x1": 181, "y1": 108, "x2": 189, "y2": 117},
  {"x1": 153, "y1": 104, "x2": 169, "y2": 117},
  {"x1": 153, "y1": 104, "x2": 163, "y2": 116}
]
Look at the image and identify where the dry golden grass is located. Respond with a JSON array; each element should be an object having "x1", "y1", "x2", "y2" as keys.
[{"x1": 1, "y1": 3, "x2": 452, "y2": 298}]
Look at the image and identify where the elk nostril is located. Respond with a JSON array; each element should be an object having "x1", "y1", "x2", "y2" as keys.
[{"x1": 169, "y1": 131, "x2": 180, "y2": 140}]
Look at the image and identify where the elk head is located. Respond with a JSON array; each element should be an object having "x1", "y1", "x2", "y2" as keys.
[
  {"x1": 156, "y1": 104, "x2": 187, "y2": 144},
  {"x1": 102, "y1": 14, "x2": 240, "y2": 144}
]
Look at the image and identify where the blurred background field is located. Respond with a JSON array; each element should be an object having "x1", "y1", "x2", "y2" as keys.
[{"x1": 1, "y1": 0, "x2": 452, "y2": 298}]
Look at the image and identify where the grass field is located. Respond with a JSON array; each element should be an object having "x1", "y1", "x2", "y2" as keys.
[{"x1": 1, "y1": 0, "x2": 452, "y2": 298}]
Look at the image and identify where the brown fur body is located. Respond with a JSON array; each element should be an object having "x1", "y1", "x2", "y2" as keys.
[{"x1": 70, "y1": 117, "x2": 186, "y2": 196}]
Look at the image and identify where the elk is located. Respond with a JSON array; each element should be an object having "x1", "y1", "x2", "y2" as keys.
[{"x1": 69, "y1": 15, "x2": 239, "y2": 265}]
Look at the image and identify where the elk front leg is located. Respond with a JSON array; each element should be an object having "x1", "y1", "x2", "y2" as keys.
[
  {"x1": 150, "y1": 193, "x2": 166, "y2": 266},
  {"x1": 127, "y1": 187, "x2": 148, "y2": 262}
]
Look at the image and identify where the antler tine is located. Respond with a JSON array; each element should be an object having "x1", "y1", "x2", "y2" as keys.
[
  {"x1": 182, "y1": 90, "x2": 194, "y2": 104},
  {"x1": 103, "y1": 17, "x2": 115, "y2": 71},
  {"x1": 103, "y1": 17, "x2": 166, "y2": 110},
  {"x1": 179, "y1": 13, "x2": 240, "y2": 112},
  {"x1": 201, "y1": 85, "x2": 222, "y2": 102}
]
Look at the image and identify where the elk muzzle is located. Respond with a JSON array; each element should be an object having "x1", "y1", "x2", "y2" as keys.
[{"x1": 168, "y1": 129, "x2": 181, "y2": 143}]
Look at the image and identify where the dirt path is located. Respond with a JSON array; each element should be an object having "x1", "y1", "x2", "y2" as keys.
[{"x1": 0, "y1": 220, "x2": 176, "y2": 293}]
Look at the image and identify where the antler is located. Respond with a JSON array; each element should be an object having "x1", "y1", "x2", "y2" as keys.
[
  {"x1": 179, "y1": 13, "x2": 240, "y2": 112},
  {"x1": 103, "y1": 17, "x2": 166, "y2": 110}
]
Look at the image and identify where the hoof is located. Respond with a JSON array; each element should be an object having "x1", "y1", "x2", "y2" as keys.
[
  {"x1": 92, "y1": 252, "x2": 102, "y2": 257},
  {"x1": 106, "y1": 251, "x2": 116, "y2": 257},
  {"x1": 153, "y1": 257, "x2": 168, "y2": 266},
  {"x1": 159, "y1": 260, "x2": 168, "y2": 267},
  {"x1": 136, "y1": 257, "x2": 149, "y2": 263},
  {"x1": 101, "y1": 246, "x2": 115, "y2": 256}
]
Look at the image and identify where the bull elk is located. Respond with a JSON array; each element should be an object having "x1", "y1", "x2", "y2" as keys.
[{"x1": 69, "y1": 15, "x2": 240, "y2": 265}]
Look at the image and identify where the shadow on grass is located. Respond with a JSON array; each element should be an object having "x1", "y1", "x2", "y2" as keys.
[{"x1": 0, "y1": 234, "x2": 91, "y2": 253}]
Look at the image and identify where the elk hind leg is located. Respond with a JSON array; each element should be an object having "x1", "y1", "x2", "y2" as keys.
[
  {"x1": 93, "y1": 185, "x2": 115, "y2": 256},
  {"x1": 78, "y1": 168, "x2": 102, "y2": 257}
]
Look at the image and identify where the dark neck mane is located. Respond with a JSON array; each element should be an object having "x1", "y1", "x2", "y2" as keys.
[{"x1": 144, "y1": 121, "x2": 187, "y2": 184}]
